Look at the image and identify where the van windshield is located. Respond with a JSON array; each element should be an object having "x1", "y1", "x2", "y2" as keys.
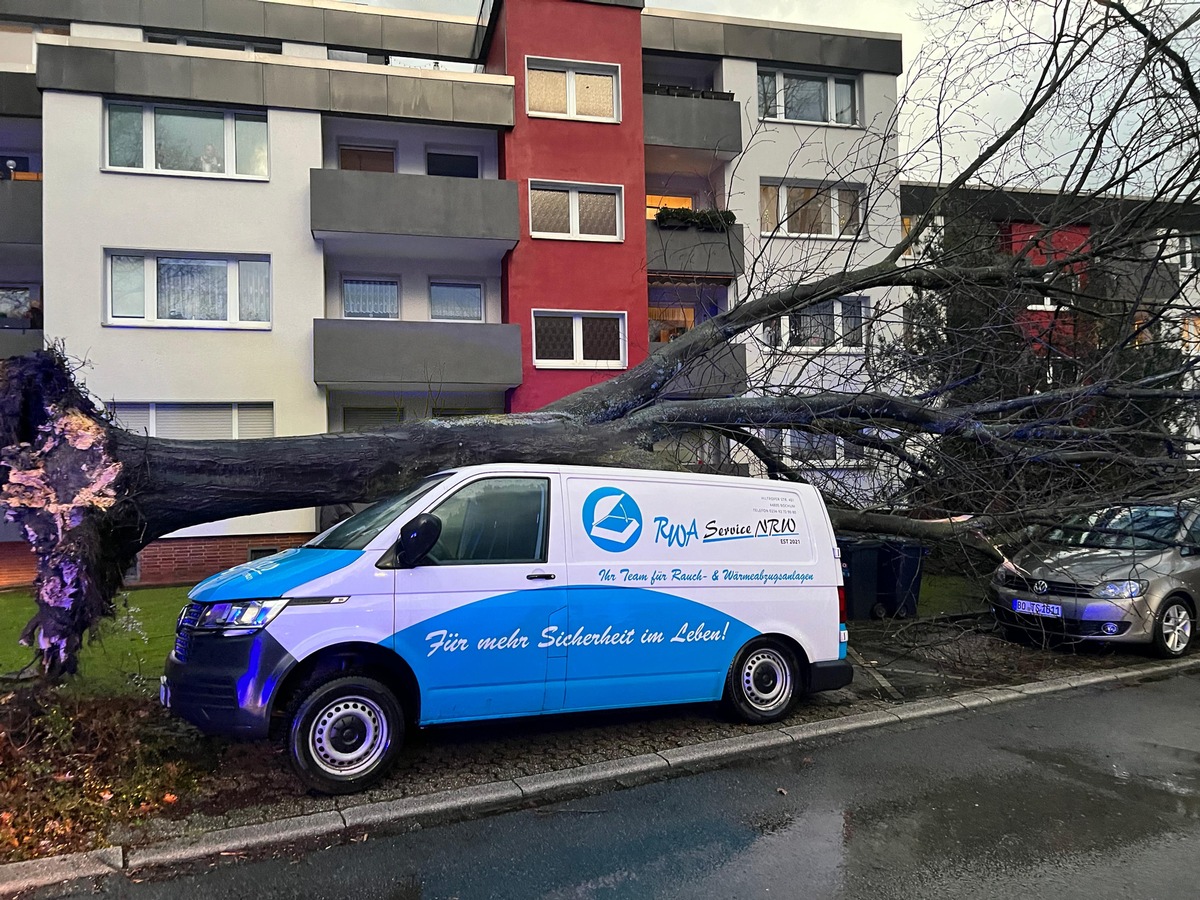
[
  {"x1": 1044, "y1": 505, "x2": 1183, "y2": 551},
  {"x1": 305, "y1": 474, "x2": 451, "y2": 551}
]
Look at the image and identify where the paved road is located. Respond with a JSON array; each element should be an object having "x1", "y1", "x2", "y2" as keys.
[{"x1": 67, "y1": 672, "x2": 1200, "y2": 900}]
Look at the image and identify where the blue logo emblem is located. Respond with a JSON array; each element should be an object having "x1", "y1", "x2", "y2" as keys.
[{"x1": 582, "y1": 487, "x2": 643, "y2": 552}]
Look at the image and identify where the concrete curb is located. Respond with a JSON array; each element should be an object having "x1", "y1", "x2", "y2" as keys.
[{"x1": 6, "y1": 655, "x2": 1200, "y2": 894}]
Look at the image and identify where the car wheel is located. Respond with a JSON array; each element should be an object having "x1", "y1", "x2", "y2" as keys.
[
  {"x1": 288, "y1": 675, "x2": 404, "y2": 794},
  {"x1": 724, "y1": 638, "x2": 802, "y2": 724},
  {"x1": 1152, "y1": 598, "x2": 1194, "y2": 659}
]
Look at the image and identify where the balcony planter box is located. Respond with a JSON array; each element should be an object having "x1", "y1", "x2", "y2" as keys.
[{"x1": 654, "y1": 207, "x2": 695, "y2": 229}]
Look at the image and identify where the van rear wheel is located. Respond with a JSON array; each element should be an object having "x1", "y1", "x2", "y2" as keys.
[
  {"x1": 724, "y1": 638, "x2": 802, "y2": 724},
  {"x1": 288, "y1": 675, "x2": 404, "y2": 794}
]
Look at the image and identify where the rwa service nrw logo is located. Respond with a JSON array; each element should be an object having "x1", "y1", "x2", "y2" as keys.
[{"x1": 582, "y1": 487, "x2": 643, "y2": 552}]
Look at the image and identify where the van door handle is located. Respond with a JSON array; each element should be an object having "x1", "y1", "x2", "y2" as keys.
[{"x1": 527, "y1": 572, "x2": 556, "y2": 581}]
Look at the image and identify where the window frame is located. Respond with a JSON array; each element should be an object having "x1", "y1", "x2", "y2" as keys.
[
  {"x1": 758, "y1": 68, "x2": 860, "y2": 127},
  {"x1": 103, "y1": 101, "x2": 270, "y2": 180},
  {"x1": 785, "y1": 295, "x2": 869, "y2": 352},
  {"x1": 426, "y1": 475, "x2": 552, "y2": 566},
  {"x1": 105, "y1": 251, "x2": 272, "y2": 329},
  {"x1": 338, "y1": 144, "x2": 397, "y2": 173},
  {"x1": 760, "y1": 181, "x2": 863, "y2": 239},
  {"x1": 428, "y1": 278, "x2": 485, "y2": 323},
  {"x1": 529, "y1": 180, "x2": 624, "y2": 242},
  {"x1": 531, "y1": 309, "x2": 627, "y2": 369},
  {"x1": 525, "y1": 56, "x2": 621, "y2": 123},
  {"x1": 425, "y1": 146, "x2": 482, "y2": 179},
  {"x1": 1181, "y1": 234, "x2": 1199, "y2": 271},
  {"x1": 787, "y1": 430, "x2": 870, "y2": 467},
  {"x1": 341, "y1": 274, "x2": 401, "y2": 320}
]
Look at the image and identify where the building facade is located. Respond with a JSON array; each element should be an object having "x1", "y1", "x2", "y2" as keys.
[{"x1": 0, "y1": 0, "x2": 904, "y2": 586}]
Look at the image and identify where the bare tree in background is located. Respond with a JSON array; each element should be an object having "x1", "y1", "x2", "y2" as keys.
[{"x1": 5, "y1": 0, "x2": 1200, "y2": 674}]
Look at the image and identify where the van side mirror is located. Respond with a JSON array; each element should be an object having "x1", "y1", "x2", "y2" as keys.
[{"x1": 396, "y1": 513, "x2": 442, "y2": 568}]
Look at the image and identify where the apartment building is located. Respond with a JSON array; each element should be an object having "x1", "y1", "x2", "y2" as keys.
[{"x1": 0, "y1": 0, "x2": 904, "y2": 586}]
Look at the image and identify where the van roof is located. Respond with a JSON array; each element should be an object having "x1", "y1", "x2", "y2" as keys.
[{"x1": 437, "y1": 463, "x2": 817, "y2": 492}]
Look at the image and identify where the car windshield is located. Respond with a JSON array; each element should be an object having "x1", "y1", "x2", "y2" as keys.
[
  {"x1": 1044, "y1": 505, "x2": 1184, "y2": 550},
  {"x1": 304, "y1": 474, "x2": 451, "y2": 551}
]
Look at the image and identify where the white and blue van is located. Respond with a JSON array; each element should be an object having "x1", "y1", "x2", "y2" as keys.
[{"x1": 161, "y1": 464, "x2": 851, "y2": 793}]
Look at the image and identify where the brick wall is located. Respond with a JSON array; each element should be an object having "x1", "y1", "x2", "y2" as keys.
[
  {"x1": 133, "y1": 533, "x2": 314, "y2": 586},
  {"x1": 0, "y1": 541, "x2": 37, "y2": 590}
]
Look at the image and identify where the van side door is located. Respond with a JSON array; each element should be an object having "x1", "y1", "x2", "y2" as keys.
[{"x1": 390, "y1": 474, "x2": 567, "y2": 724}]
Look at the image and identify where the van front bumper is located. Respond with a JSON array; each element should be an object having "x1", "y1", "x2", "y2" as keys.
[
  {"x1": 809, "y1": 659, "x2": 853, "y2": 693},
  {"x1": 162, "y1": 629, "x2": 293, "y2": 739}
]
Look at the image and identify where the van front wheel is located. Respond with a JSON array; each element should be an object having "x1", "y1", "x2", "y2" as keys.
[
  {"x1": 724, "y1": 639, "x2": 802, "y2": 724},
  {"x1": 288, "y1": 675, "x2": 404, "y2": 794}
]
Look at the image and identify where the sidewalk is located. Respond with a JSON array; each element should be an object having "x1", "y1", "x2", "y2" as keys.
[{"x1": 5, "y1": 641, "x2": 1197, "y2": 898}]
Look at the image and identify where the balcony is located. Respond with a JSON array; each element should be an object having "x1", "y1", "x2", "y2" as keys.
[
  {"x1": 313, "y1": 318, "x2": 522, "y2": 392},
  {"x1": 643, "y1": 87, "x2": 742, "y2": 165},
  {"x1": 646, "y1": 220, "x2": 743, "y2": 280},
  {"x1": 650, "y1": 340, "x2": 747, "y2": 399},
  {"x1": 0, "y1": 179, "x2": 41, "y2": 246},
  {"x1": 0, "y1": 326, "x2": 41, "y2": 359},
  {"x1": 310, "y1": 169, "x2": 519, "y2": 261}
]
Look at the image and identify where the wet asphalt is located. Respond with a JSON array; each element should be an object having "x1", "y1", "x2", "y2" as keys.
[{"x1": 65, "y1": 671, "x2": 1200, "y2": 900}]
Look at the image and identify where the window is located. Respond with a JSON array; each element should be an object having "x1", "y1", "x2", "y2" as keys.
[
  {"x1": 108, "y1": 402, "x2": 273, "y2": 438},
  {"x1": 427, "y1": 151, "x2": 479, "y2": 178},
  {"x1": 428, "y1": 477, "x2": 550, "y2": 565},
  {"x1": 343, "y1": 278, "x2": 399, "y2": 319},
  {"x1": 788, "y1": 296, "x2": 867, "y2": 349},
  {"x1": 339, "y1": 147, "x2": 394, "y2": 172},
  {"x1": 526, "y1": 59, "x2": 619, "y2": 122},
  {"x1": 533, "y1": 311, "x2": 626, "y2": 368},
  {"x1": 1181, "y1": 235, "x2": 1199, "y2": 270},
  {"x1": 648, "y1": 305, "x2": 694, "y2": 343},
  {"x1": 759, "y1": 69, "x2": 857, "y2": 125},
  {"x1": 344, "y1": 407, "x2": 404, "y2": 431},
  {"x1": 0, "y1": 285, "x2": 39, "y2": 327},
  {"x1": 146, "y1": 33, "x2": 281, "y2": 54},
  {"x1": 106, "y1": 102, "x2": 268, "y2": 177},
  {"x1": 789, "y1": 431, "x2": 867, "y2": 465},
  {"x1": 108, "y1": 253, "x2": 270, "y2": 327},
  {"x1": 646, "y1": 194, "x2": 693, "y2": 220},
  {"x1": 1183, "y1": 316, "x2": 1200, "y2": 354},
  {"x1": 430, "y1": 281, "x2": 483, "y2": 321},
  {"x1": 530, "y1": 182, "x2": 622, "y2": 240},
  {"x1": 760, "y1": 183, "x2": 861, "y2": 238},
  {"x1": 248, "y1": 547, "x2": 280, "y2": 561}
]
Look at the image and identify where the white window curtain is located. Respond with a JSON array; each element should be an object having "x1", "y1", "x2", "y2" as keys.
[
  {"x1": 238, "y1": 260, "x2": 270, "y2": 322},
  {"x1": 157, "y1": 258, "x2": 227, "y2": 321},
  {"x1": 344, "y1": 279, "x2": 399, "y2": 318}
]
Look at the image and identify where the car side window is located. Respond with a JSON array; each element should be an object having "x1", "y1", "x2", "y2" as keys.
[
  {"x1": 1186, "y1": 515, "x2": 1200, "y2": 549},
  {"x1": 426, "y1": 477, "x2": 550, "y2": 565}
]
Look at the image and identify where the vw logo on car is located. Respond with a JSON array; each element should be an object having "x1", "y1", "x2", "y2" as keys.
[
  {"x1": 582, "y1": 486, "x2": 643, "y2": 552},
  {"x1": 1032, "y1": 580, "x2": 1049, "y2": 595}
]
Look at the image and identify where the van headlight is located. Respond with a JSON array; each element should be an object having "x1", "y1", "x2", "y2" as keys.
[
  {"x1": 195, "y1": 599, "x2": 289, "y2": 630},
  {"x1": 1090, "y1": 581, "x2": 1149, "y2": 600}
]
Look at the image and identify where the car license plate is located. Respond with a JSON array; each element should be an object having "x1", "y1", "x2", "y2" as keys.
[
  {"x1": 1012, "y1": 598, "x2": 1062, "y2": 618},
  {"x1": 159, "y1": 676, "x2": 171, "y2": 709}
]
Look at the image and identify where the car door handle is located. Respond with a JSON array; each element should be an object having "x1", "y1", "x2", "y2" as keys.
[{"x1": 527, "y1": 572, "x2": 556, "y2": 581}]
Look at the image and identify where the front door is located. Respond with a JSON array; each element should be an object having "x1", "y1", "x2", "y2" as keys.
[{"x1": 390, "y1": 474, "x2": 567, "y2": 723}]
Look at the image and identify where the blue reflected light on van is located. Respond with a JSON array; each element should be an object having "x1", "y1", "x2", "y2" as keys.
[{"x1": 190, "y1": 548, "x2": 364, "y2": 602}]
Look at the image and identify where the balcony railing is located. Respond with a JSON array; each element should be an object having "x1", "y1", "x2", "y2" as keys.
[
  {"x1": 646, "y1": 220, "x2": 743, "y2": 280},
  {"x1": 643, "y1": 90, "x2": 742, "y2": 156},
  {"x1": 649, "y1": 340, "x2": 747, "y2": 399},
  {"x1": 0, "y1": 179, "x2": 41, "y2": 245}
]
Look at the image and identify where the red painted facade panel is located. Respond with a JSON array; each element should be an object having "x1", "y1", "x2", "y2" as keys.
[{"x1": 496, "y1": 0, "x2": 648, "y2": 412}]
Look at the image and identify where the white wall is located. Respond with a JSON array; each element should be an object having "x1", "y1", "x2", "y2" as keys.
[{"x1": 42, "y1": 92, "x2": 328, "y2": 537}]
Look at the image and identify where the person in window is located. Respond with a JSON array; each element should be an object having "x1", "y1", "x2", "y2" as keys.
[
  {"x1": 27, "y1": 298, "x2": 42, "y2": 330},
  {"x1": 198, "y1": 143, "x2": 222, "y2": 173}
]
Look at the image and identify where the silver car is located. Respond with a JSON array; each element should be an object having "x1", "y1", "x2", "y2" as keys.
[{"x1": 989, "y1": 504, "x2": 1198, "y2": 657}]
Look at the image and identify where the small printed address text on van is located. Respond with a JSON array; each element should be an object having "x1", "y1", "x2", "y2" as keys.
[{"x1": 598, "y1": 567, "x2": 814, "y2": 586}]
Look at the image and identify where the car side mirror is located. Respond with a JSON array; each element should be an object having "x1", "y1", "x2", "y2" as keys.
[
  {"x1": 1182, "y1": 544, "x2": 1198, "y2": 557},
  {"x1": 396, "y1": 513, "x2": 442, "y2": 568}
]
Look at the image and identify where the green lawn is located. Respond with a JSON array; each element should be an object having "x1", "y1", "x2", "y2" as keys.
[
  {"x1": 0, "y1": 586, "x2": 189, "y2": 696},
  {"x1": 917, "y1": 573, "x2": 989, "y2": 617}
]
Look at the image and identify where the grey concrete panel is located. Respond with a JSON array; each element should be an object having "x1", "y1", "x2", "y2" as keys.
[
  {"x1": 0, "y1": 73, "x2": 40, "y2": 117},
  {"x1": 191, "y1": 57, "x2": 264, "y2": 106},
  {"x1": 640, "y1": 14, "x2": 674, "y2": 51},
  {"x1": 643, "y1": 93, "x2": 742, "y2": 155},
  {"x1": 310, "y1": 169, "x2": 519, "y2": 242},
  {"x1": 263, "y1": 2, "x2": 325, "y2": 44},
  {"x1": 722, "y1": 24, "x2": 775, "y2": 62},
  {"x1": 0, "y1": 181, "x2": 40, "y2": 244},
  {"x1": 139, "y1": 0, "x2": 204, "y2": 31},
  {"x1": 324, "y1": 8, "x2": 382, "y2": 51},
  {"x1": 451, "y1": 81, "x2": 513, "y2": 127},
  {"x1": 65, "y1": 0, "x2": 140, "y2": 25},
  {"x1": 329, "y1": 69, "x2": 388, "y2": 116},
  {"x1": 380, "y1": 16, "x2": 439, "y2": 57},
  {"x1": 772, "y1": 29, "x2": 824, "y2": 67},
  {"x1": 651, "y1": 340, "x2": 747, "y2": 399},
  {"x1": 645, "y1": 220, "x2": 743, "y2": 278},
  {"x1": 35, "y1": 44, "x2": 116, "y2": 94},
  {"x1": 437, "y1": 21, "x2": 478, "y2": 61},
  {"x1": 264, "y1": 64, "x2": 330, "y2": 111},
  {"x1": 203, "y1": 0, "x2": 266, "y2": 39},
  {"x1": 0, "y1": 1, "x2": 59, "y2": 21},
  {"x1": 114, "y1": 52, "x2": 192, "y2": 100},
  {"x1": 387, "y1": 75, "x2": 453, "y2": 121},
  {"x1": 312, "y1": 318, "x2": 523, "y2": 391},
  {"x1": 861, "y1": 36, "x2": 904, "y2": 76},
  {"x1": 670, "y1": 18, "x2": 724, "y2": 56}
]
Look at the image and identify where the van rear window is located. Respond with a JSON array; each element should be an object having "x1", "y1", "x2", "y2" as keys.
[{"x1": 306, "y1": 474, "x2": 450, "y2": 550}]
